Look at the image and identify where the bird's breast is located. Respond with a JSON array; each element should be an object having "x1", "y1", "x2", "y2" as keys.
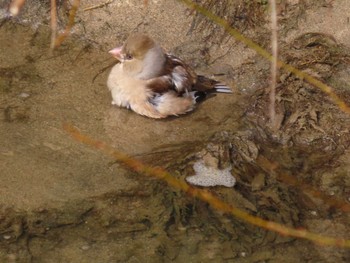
[{"x1": 107, "y1": 64, "x2": 153, "y2": 107}]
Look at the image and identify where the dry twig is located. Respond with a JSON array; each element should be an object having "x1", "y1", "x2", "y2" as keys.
[
  {"x1": 83, "y1": 0, "x2": 114, "y2": 12},
  {"x1": 64, "y1": 123, "x2": 350, "y2": 248},
  {"x1": 9, "y1": 0, "x2": 26, "y2": 16},
  {"x1": 50, "y1": 0, "x2": 58, "y2": 50},
  {"x1": 179, "y1": 0, "x2": 350, "y2": 115},
  {"x1": 52, "y1": 0, "x2": 81, "y2": 49},
  {"x1": 269, "y1": 0, "x2": 278, "y2": 128}
]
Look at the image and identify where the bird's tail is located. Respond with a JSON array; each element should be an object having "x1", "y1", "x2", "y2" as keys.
[
  {"x1": 211, "y1": 84, "x2": 232, "y2": 94},
  {"x1": 194, "y1": 75, "x2": 232, "y2": 93},
  {"x1": 190, "y1": 75, "x2": 232, "y2": 103},
  {"x1": 187, "y1": 88, "x2": 231, "y2": 103}
]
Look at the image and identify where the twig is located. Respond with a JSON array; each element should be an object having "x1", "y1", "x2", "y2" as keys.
[
  {"x1": 178, "y1": 0, "x2": 350, "y2": 115},
  {"x1": 52, "y1": 0, "x2": 81, "y2": 49},
  {"x1": 9, "y1": 0, "x2": 26, "y2": 16},
  {"x1": 83, "y1": 0, "x2": 114, "y2": 12},
  {"x1": 269, "y1": 0, "x2": 278, "y2": 128},
  {"x1": 92, "y1": 61, "x2": 117, "y2": 83},
  {"x1": 50, "y1": 0, "x2": 57, "y2": 50},
  {"x1": 63, "y1": 123, "x2": 350, "y2": 248}
]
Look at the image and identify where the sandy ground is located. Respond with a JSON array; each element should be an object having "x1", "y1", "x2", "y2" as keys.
[{"x1": 0, "y1": 0, "x2": 350, "y2": 262}]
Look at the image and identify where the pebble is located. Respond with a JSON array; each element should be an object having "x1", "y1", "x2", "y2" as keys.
[
  {"x1": 3, "y1": 234, "x2": 11, "y2": 240},
  {"x1": 18, "y1": 92, "x2": 30, "y2": 98},
  {"x1": 186, "y1": 160, "x2": 235, "y2": 187},
  {"x1": 81, "y1": 245, "x2": 90, "y2": 251},
  {"x1": 240, "y1": 252, "x2": 247, "y2": 257}
]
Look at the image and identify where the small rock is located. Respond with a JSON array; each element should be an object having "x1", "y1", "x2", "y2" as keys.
[
  {"x1": 186, "y1": 160, "x2": 235, "y2": 187},
  {"x1": 3, "y1": 234, "x2": 11, "y2": 240},
  {"x1": 81, "y1": 245, "x2": 90, "y2": 251},
  {"x1": 18, "y1": 92, "x2": 30, "y2": 98}
]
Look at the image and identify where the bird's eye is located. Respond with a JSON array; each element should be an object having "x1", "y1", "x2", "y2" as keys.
[{"x1": 125, "y1": 54, "x2": 133, "y2": 60}]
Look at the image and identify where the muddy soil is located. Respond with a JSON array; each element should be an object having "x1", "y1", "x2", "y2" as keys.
[{"x1": 0, "y1": 0, "x2": 350, "y2": 262}]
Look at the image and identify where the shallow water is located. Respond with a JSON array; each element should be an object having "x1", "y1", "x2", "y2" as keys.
[{"x1": 1, "y1": 20, "x2": 350, "y2": 263}]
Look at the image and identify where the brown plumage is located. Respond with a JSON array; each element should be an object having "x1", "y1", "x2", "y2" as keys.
[{"x1": 107, "y1": 33, "x2": 232, "y2": 118}]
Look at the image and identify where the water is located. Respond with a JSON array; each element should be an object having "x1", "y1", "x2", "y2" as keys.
[{"x1": 1, "y1": 21, "x2": 350, "y2": 262}]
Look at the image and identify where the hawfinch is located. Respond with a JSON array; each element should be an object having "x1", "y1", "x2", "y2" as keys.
[{"x1": 107, "y1": 33, "x2": 232, "y2": 119}]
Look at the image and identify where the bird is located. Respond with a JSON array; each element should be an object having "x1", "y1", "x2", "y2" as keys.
[{"x1": 107, "y1": 33, "x2": 232, "y2": 119}]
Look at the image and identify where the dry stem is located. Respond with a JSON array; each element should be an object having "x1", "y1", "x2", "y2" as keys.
[
  {"x1": 9, "y1": 0, "x2": 26, "y2": 16},
  {"x1": 269, "y1": 0, "x2": 278, "y2": 128},
  {"x1": 179, "y1": 0, "x2": 350, "y2": 115},
  {"x1": 50, "y1": 0, "x2": 57, "y2": 50},
  {"x1": 64, "y1": 123, "x2": 350, "y2": 248}
]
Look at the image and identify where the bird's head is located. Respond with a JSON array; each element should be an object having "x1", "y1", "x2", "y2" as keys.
[{"x1": 109, "y1": 33, "x2": 166, "y2": 80}]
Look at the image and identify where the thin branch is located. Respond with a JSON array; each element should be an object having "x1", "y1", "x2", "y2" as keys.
[
  {"x1": 52, "y1": 0, "x2": 81, "y2": 49},
  {"x1": 9, "y1": 0, "x2": 26, "y2": 16},
  {"x1": 83, "y1": 0, "x2": 114, "y2": 12},
  {"x1": 50, "y1": 0, "x2": 57, "y2": 50},
  {"x1": 178, "y1": 0, "x2": 350, "y2": 115},
  {"x1": 269, "y1": 0, "x2": 278, "y2": 128},
  {"x1": 64, "y1": 123, "x2": 350, "y2": 248}
]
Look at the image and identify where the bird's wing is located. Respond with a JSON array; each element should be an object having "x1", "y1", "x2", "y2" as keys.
[
  {"x1": 145, "y1": 75, "x2": 175, "y2": 93},
  {"x1": 146, "y1": 54, "x2": 197, "y2": 95}
]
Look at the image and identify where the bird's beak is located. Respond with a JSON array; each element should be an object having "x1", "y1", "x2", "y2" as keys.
[{"x1": 108, "y1": 46, "x2": 124, "y2": 62}]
